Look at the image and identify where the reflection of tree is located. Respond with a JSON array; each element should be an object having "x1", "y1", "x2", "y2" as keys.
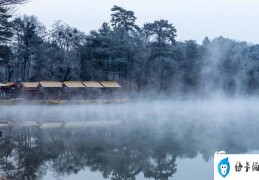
[
  {"x1": 106, "y1": 146, "x2": 142, "y2": 180},
  {"x1": 13, "y1": 128, "x2": 47, "y2": 180},
  {"x1": 143, "y1": 147, "x2": 177, "y2": 180},
  {"x1": 0, "y1": 124, "x2": 202, "y2": 180},
  {"x1": 0, "y1": 127, "x2": 16, "y2": 178},
  {"x1": 49, "y1": 126, "x2": 179, "y2": 180},
  {"x1": 0, "y1": 127, "x2": 47, "y2": 180},
  {"x1": 51, "y1": 150, "x2": 83, "y2": 175}
]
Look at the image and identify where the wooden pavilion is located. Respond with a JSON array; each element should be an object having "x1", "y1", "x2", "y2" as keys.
[
  {"x1": 4, "y1": 82, "x2": 19, "y2": 98},
  {"x1": 63, "y1": 81, "x2": 85, "y2": 99},
  {"x1": 19, "y1": 82, "x2": 41, "y2": 99},
  {"x1": 39, "y1": 81, "x2": 63, "y2": 100},
  {"x1": 100, "y1": 81, "x2": 121, "y2": 98},
  {"x1": 83, "y1": 81, "x2": 103, "y2": 99},
  {"x1": 0, "y1": 83, "x2": 7, "y2": 97}
]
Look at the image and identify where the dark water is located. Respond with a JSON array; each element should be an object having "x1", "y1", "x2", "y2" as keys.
[{"x1": 0, "y1": 99, "x2": 258, "y2": 180}]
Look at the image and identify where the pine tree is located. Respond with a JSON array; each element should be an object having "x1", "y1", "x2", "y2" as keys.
[{"x1": 0, "y1": 7, "x2": 12, "y2": 44}]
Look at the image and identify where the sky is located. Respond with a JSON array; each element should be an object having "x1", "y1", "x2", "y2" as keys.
[{"x1": 17, "y1": 0, "x2": 259, "y2": 44}]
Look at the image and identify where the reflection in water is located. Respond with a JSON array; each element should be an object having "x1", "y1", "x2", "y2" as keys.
[
  {"x1": 0, "y1": 124, "x2": 179, "y2": 180},
  {"x1": 0, "y1": 100, "x2": 259, "y2": 179}
]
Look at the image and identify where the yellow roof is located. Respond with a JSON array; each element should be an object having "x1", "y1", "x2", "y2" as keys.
[
  {"x1": 0, "y1": 83, "x2": 7, "y2": 87},
  {"x1": 100, "y1": 81, "x2": 121, "y2": 88},
  {"x1": 6, "y1": 82, "x2": 17, "y2": 86},
  {"x1": 63, "y1": 81, "x2": 85, "y2": 88},
  {"x1": 39, "y1": 81, "x2": 63, "y2": 88},
  {"x1": 20, "y1": 82, "x2": 39, "y2": 88},
  {"x1": 83, "y1": 81, "x2": 103, "y2": 88}
]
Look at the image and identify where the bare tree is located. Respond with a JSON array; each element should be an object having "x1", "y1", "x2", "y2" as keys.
[{"x1": 0, "y1": 0, "x2": 28, "y2": 6}]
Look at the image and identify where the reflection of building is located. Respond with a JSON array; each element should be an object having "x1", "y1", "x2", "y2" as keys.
[
  {"x1": 0, "y1": 120, "x2": 182, "y2": 180},
  {"x1": 0, "y1": 120, "x2": 13, "y2": 140}
]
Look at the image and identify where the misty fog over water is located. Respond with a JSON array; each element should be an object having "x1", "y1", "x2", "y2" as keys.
[
  {"x1": 1, "y1": 0, "x2": 259, "y2": 179},
  {"x1": 0, "y1": 99, "x2": 259, "y2": 179}
]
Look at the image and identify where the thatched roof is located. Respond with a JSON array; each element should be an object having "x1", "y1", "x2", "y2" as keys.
[
  {"x1": 0, "y1": 83, "x2": 7, "y2": 87},
  {"x1": 100, "y1": 81, "x2": 121, "y2": 88},
  {"x1": 63, "y1": 81, "x2": 85, "y2": 88},
  {"x1": 39, "y1": 81, "x2": 63, "y2": 88},
  {"x1": 6, "y1": 82, "x2": 18, "y2": 87},
  {"x1": 20, "y1": 82, "x2": 39, "y2": 88},
  {"x1": 83, "y1": 81, "x2": 103, "y2": 88}
]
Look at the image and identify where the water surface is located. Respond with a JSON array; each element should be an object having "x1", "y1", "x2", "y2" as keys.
[{"x1": 0, "y1": 99, "x2": 258, "y2": 179}]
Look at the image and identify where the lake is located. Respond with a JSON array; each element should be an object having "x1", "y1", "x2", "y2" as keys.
[{"x1": 0, "y1": 99, "x2": 258, "y2": 180}]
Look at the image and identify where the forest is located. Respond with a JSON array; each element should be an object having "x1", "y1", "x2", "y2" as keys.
[{"x1": 1, "y1": 1, "x2": 259, "y2": 97}]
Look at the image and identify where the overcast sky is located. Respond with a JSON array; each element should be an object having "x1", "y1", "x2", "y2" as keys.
[{"x1": 17, "y1": 0, "x2": 259, "y2": 44}]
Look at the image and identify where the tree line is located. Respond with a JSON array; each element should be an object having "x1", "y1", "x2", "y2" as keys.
[{"x1": 1, "y1": 2, "x2": 259, "y2": 96}]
